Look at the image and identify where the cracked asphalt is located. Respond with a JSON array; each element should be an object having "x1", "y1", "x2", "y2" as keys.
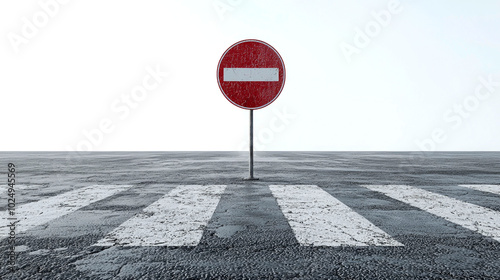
[{"x1": 1, "y1": 151, "x2": 500, "y2": 279}]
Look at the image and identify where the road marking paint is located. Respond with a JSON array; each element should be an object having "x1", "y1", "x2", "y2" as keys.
[
  {"x1": 364, "y1": 185, "x2": 500, "y2": 242},
  {"x1": 223, "y1": 68, "x2": 279, "y2": 82},
  {"x1": 460, "y1": 184, "x2": 500, "y2": 196},
  {"x1": 269, "y1": 185, "x2": 402, "y2": 246},
  {"x1": 94, "y1": 185, "x2": 226, "y2": 246},
  {"x1": 0, "y1": 185, "x2": 133, "y2": 239}
]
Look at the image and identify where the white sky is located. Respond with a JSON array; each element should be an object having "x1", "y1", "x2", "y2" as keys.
[{"x1": 1, "y1": 0, "x2": 500, "y2": 151}]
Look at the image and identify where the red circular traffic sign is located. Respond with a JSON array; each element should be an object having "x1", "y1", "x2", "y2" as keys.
[{"x1": 217, "y1": 39, "x2": 285, "y2": 110}]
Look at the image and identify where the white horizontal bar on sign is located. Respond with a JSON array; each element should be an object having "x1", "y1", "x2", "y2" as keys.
[
  {"x1": 270, "y1": 185, "x2": 402, "y2": 246},
  {"x1": 224, "y1": 68, "x2": 279, "y2": 82},
  {"x1": 94, "y1": 185, "x2": 226, "y2": 247},
  {"x1": 0, "y1": 185, "x2": 133, "y2": 239},
  {"x1": 364, "y1": 185, "x2": 500, "y2": 242},
  {"x1": 460, "y1": 185, "x2": 500, "y2": 196}
]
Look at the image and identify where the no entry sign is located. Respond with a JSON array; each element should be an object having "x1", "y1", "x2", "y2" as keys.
[{"x1": 217, "y1": 39, "x2": 286, "y2": 110}]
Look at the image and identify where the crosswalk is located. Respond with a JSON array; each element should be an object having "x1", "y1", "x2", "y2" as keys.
[
  {"x1": 0, "y1": 185, "x2": 133, "y2": 239},
  {"x1": 270, "y1": 185, "x2": 402, "y2": 246},
  {"x1": 95, "y1": 185, "x2": 226, "y2": 246},
  {"x1": 364, "y1": 185, "x2": 500, "y2": 242},
  {"x1": 1, "y1": 184, "x2": 500, "y2": 247}
]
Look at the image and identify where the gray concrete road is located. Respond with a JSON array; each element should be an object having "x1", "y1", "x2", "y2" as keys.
[{"x1": 1, "y1": 152, "x2": 500, "y2": 279}]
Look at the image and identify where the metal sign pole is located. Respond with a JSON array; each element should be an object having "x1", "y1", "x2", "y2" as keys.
[
  {"x1": 250, "y1": 109, "x2": 254, "y2": 178},
  {"x1": 247, "y1": 109, "x2": 258, "y2": 180}
]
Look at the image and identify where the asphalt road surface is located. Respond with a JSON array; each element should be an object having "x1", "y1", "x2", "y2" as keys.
[{"x1": 1, "y1": 152, "x2": 500, "y2": 279}]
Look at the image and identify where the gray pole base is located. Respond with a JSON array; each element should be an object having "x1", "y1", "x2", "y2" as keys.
[{"x1": 243, "y1": 177, "x2": 259, "y2": 181}]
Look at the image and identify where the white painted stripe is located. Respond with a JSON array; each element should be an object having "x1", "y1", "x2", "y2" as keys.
[
  {"x1": 94, "y1": 185, "x2": 226, "y2": 246},
  {"x1": 364, "y1": 185, "x2": 500, "y2": 242},
  {"x1": 223, "y1": 68, "x2": 279, "y2": 82},
  {"x1": 269, "y1": 185, "x2": 402, "y2": 246},
  {"x1": 460, "y1": 185, "x2": 500, "y2": 196},
  {"x1": 0, "y1": 185, "x2": 133, "y2": 239}
]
